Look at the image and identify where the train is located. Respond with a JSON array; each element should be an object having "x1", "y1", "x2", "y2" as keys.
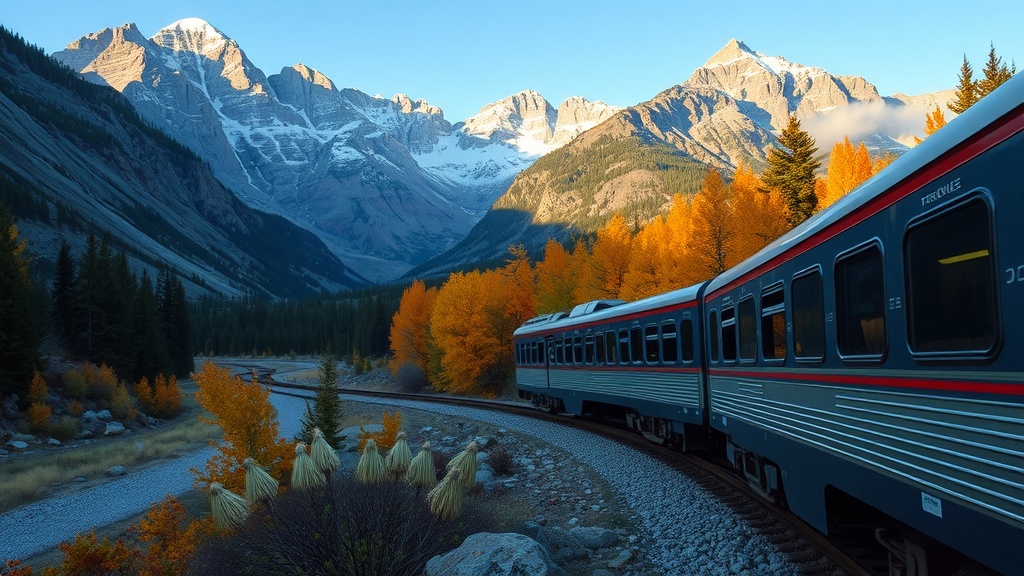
[{"x1": 513, "y1": 72, "x2": 1023, "y2": 576}]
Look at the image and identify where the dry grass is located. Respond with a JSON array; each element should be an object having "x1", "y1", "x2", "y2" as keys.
[{"x1": 0, "y1": 382, "x2": 221, "y2": 514}]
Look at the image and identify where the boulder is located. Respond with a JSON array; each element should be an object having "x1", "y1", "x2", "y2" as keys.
[
  {"x1": 47, "y1": 438, "x2": 62, "y2": 446},
  {"x1": 6, "y1": 440, "x2": 29, "y2": 451},
  {"x1": 475, "y1": 469, "x2": 494, "y2": 484},
  {"x1": 95, "y1": 409, "x2": 113, "y2": 421},
  {"x1": 106, "y1": 465, "x2": 127, "y2": 477},
  {"x1": 104, "y1": 422, "x2": 126, "y2": 436},
  {"x1": 81, "y1": 410, "x2": 100, "y2": 425},
  {"x1": 569, "y1": 526, "x2": 619, "y2": 550},
  {"x1": 544, "y1": 527, "x2": 589, "y2": 563},
  {"x1": 425, "y1": 533, "x2": 567, "y2": 576}
]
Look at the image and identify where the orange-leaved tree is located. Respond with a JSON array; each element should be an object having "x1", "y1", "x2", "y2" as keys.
[
  {"x1": 389, "y1": 280, "x2": 438, "y2": 375},
  {"x1": 731, "y1": 162, "x2": 789, "y2": 264},
  {"x1": 27, "y1": 370, "x2": 51, "y2": 433},
  {"x1": 621, "y1": 215, "x2": 673, "y2": 301},
  {"x1": 357, "y1": 411, "x2": 403, "y2": 452},
  {"x1": 428, "y1": 269, "x2": 508, "y2": 396},
  {"x1": 819, "y1": 136, "x2": 872, "y2": 211},
  {"x1": 192, "y1": 362, "x2": 294, "y2": 492},
  {"x1": 45, "y1": 530, "x2": 140, "y2": 575},
  {"x1": 135, "y1": 496, "x2": 215, "y2": 576},
  {"x1": 689, "y1": 169, "x2": 735, "y2": 279},
  {"x1": 534, "y1": 238, "x2": 575, "y2": 314}
]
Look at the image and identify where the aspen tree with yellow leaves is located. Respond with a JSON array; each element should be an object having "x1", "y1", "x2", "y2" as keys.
[
  {"x1": 192, "y1": 362, "x2": 294, "y2": 492},
  {"x1": 689, "y1": 169, "x2": 735, "y2": 278},
  {"x1": 389, "y1": 280, "x2": 437, "y2": 375},
  {"x1": 534, "y1": 238, "x2": 575, "y2": 314},
  {"x1": 428, "y1": 270, "x2": 508, "y2": 396},
  {"x1": 729, "y1": 162, "x2": 790, "y2": 264},
  {"x1": 819, "y1": 137, "x2": 873, "y2": 210}
]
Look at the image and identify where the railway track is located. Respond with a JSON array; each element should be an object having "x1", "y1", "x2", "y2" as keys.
[{"x1": 243, "y1": 365, "x2": 872, "y2": 576}]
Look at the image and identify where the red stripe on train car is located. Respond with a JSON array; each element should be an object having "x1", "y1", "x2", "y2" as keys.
[{"x1": 710, "y1": 368, "x2": 1024, "y2": 396}]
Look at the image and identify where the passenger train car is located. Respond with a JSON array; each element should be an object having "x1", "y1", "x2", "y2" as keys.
[{"x1": 514, "y1": 72, "x2": 1023, "y2": 575}]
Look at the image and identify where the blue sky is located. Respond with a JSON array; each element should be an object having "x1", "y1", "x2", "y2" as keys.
[{"x1": 4, "y1": 0, "x2": 1022, "y2": 122}]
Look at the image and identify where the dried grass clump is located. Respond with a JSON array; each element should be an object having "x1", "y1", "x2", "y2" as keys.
[
  {"x1": 446, "y1": 441, "x2": 478, "y2": 489},
  {"x1": 310, "y1": 428, "x2": 340, "y2": 473},
  {"x1": 291, "y1": 443, "x2": 324, "y2": 489},
  {"x1": 354, "y1": 438, "x2": 386, "y2": 484},
  {"x1": 386, "y1": 432, "x2": 412, "y2": 476},
  {"x1": 243, "y1": 458, "x2": 279, "y2": 504},
  {"x1": 210, "y1": 482, "x2": 249, "y2": 530},
  {"x1": 405, "y1": 440, "x2": 437, "y2": 489},
  {"x1": 427, "y1": 467, "x2": 463, "y2": 520}
]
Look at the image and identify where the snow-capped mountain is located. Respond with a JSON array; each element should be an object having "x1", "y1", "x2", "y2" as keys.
[
  {"x1": 411, "y1": 39, "x2": 953, "y2": 277},
  {"x1": 54, "y1": 19, "x2": 617, "y2": 281},
  {"x1": 0, "y1": 26, "x2": 365, "y2": 300}
]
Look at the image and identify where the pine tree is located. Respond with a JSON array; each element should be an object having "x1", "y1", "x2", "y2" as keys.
[
  {"x1": 52, "y1": 240, "x2": 76, "y2": 347},
  {"x1": 160, "y1": 270, "x2": 193, "y2": 377},
  {"x1": 0, "y1": 204, "x2": 40, "y2": 399},
  {"x1": 978, "y1": 43, "x2": 1015, "y2": 97},
  {"x1": 299, "y1": 353, "x2": 343, "y2": 448},
  {"x1": 133, "y1": 270, "x2": 170, "y2": 382},
  {"x1": 948, "y1": 55, "x2": 979, "y2": 114},
  {"x1": 762, "y1": 116, "x2": 820, "y2": 226}
]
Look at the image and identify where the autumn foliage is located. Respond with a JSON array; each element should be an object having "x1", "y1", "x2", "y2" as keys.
[
  {"x1": 358, "y1": 410, "x2": 403, "y2": 452},
  {"x1": 135, "y1": 496, "x2": 216, "y2": 576},
  {"x1": 192, "y1": 362, "x2": 294, "y2": 492},
  {"x1": 388, "y1": 138, "x2": 892, "y2": 397}
]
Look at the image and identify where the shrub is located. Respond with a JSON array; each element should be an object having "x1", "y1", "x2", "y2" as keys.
[
  {"x1": 487, "y1": 445, "x2": 514, "y2": 476},
  {"x1": 357, "y1": 411, "x2": 402, "y2": 452},
  {"x1": 90, "y1": 364, "x2": 119, "y2": 401},
  {"x1": 191, "y1": 475, "x2": 492, "y2": 576},
  {"x1": 62, "y1": 369, "x2": 88, "y2": 399},
  {"x1": 52, "y1": 529, "x2": 140, "y2": 575},
  {"x1": 109, "y1": 383, "x2": 136, "y2": 422},
  {"x1": 27, "y1": 403, "x2": 51, "y2": 434},
  {"x1": 49, "y1": 416, "x2": 79, "y2": 441},
  {"x1": 68, "y1": 400, "x2": 85, "y2": 417},
  {"x1": 393, "y1": 362, "x2": 428, "y2": 393}
]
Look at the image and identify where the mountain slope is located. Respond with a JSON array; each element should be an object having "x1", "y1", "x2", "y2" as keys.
[
  {"x1": 0, "y1": 26, "x2": 365, "y2": 299},
  {"x1": 53, "y1": 19, "x2": 620, "y2": 281},
  {"x1": 415, "y1": 39, "x2": 949, "y2": 277}
]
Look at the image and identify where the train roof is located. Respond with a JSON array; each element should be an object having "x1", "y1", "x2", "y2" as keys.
[
  {"x1": 514, "y1": 282, "x2": 706, "y2": 337},
  {"x1": 706, "y1": 71, "x2": 1024, "y2": 298}
]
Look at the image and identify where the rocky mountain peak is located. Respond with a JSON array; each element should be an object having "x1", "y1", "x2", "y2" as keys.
[
  {"x1": 392, "y1": 93, "x2": 443, "y2": 117},
  {"x1": 702, "y1": 38, "x2": 756, "y2": 68},
  {"x1": 151, "y1": 18, "x2": 230, "y2": 55},
  {"x1": 289, "y1": 63, "x2": 336, "y2": 91}
]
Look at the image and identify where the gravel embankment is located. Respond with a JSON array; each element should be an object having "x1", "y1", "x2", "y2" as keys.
[{"x1": 347, "y1": 395, "x2": 797, "y2": 575}]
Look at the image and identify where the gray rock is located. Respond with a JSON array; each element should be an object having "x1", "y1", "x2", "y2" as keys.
[
  {"x1": 47, "y1": 438, "x2": 62, "y2": 446},
  {"x1": 425, "y1": 532, "x2": 567, "y2": 576},
  {"x1": 6, "y1": 440, "x2": 29, "y2": 451},
  {"x1": 74, "y1": 476, "x2": 87, "y2": 482},
  {"x1": 104, "y1": 422, "x2": 126, "y2": 436},
  {"x1": 545, "y1": 527, "x2": 588, "y2": 563},
  {"x1": 76, "y1": 428, "x2": 94, "y2": 439},
  {"x1": 520, "y1": 520, "x2": 549, "y2": 550},
  {"x1": 0, "y1": 449, "x2": 8, "y2": 456},
  {"x1": 475, "y1": 469, "x2": 494, "y2": 484},
  {"x1": 473, "y1": 435, "x2": 492, "y2": 448},
  {"x1": 95, "y1": 409, "x2": 113, "y2": 421},
  {"x1": 81, "y1": 410, "x2": 99, "y2": 425},
  {"x1": 607, "y1": 549, "x2": 634, "y2": 569},
  {"x1": 11, "y1": 433, "x2": 35, "y2": 442},
  {"x1": 1, "y1": 394, "x2": 19, "y2": 418},
  {"x1": 106, "y1": 465, "x2": 127, "y2": 477},
  {"x1": 570, "y1": 526, "x2": 619, "y2": 550}
]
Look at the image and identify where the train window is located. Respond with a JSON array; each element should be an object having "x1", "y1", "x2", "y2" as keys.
[
  {"x1": 595, "y1": 332, "x2": 606, "y2": 364},
  {"x1": 618, "y1": 329, "x2": 630, "y2": 364},
  {"x1": 793, "y1": 269, "x2": 825, "y2": 361},
  {"x1": 585, "y1": 335, "x2": 596, "y2": 364},
  {"x1": 605, "y1": 331, "x2": 618, "y2": 364},
  {"x1": 644, "y1": 324, "x2": 660, "y2": 363},
  {"x1": 573, "y1": 335, "x2": 584, "y2": 364},
  {"x1": 708, "y1": 310, "x2": 720, "y2": 363},
  {"x1": 721, "y1": 306, "x2": 737, "y2": 362},
  {"x1": 761, "y1": 285, "x2": 786, "y2": 361},
  {"x1": 738, "y1": 296, "x2": 757, "y2": 362},
  {"x1": 630, "y1": 326, "x2": 643, "y2": 364},
  {"x1": 539, "y1": 341, "x2": 546, "y2": 365},
  {"x1": 836, "y1": 244, "x2": 886, "y2": 359},
  {"x1": 905, "y1": 198, "x2": 997, "y2": 356},
  {"x1": 555, "y1": 339, "x2": 564, "y2": 365},
  {"x1": 662, "y1": 321, "x2": 679, "y2": 364},
  {"x1": 680, "y1": 318, "x2": 695, "y2": 363}
]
